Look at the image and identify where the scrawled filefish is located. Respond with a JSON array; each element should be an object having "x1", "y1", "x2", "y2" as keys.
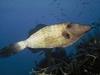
[{"x1": 0, "y1": 23, "x2": 91, "y2": 57}]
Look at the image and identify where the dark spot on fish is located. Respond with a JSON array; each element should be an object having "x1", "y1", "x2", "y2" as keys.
[
  {"x1": 62, "y1": 31, "x2": 70, "y2": 39},
  {"x1": 67, "y1": 24, "x2": 72, "y2": 28}
]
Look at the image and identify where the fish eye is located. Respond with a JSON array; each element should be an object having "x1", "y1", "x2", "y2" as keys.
[
  {"x1": 62, "y1": 31, "x2": 70, "y2": 39},
  {"x1": 67, "y1": 24, "x2": 72, "y2": 28}
]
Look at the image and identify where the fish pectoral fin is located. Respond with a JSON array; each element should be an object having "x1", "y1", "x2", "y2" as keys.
[{"x1": 28, "y1": 24, "x2": 48, "y2": 37}]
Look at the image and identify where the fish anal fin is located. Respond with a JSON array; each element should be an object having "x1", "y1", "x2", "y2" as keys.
[{"x1": 28, "y1": 47, "x2": 51, "y2": 54}]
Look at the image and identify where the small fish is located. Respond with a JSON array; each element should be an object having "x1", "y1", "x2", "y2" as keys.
[{"x1": 0, "y1": 23, "x2": 91, "y2": 57}]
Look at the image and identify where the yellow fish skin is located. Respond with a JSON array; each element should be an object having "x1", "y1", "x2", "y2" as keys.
[
  {"x1": 0, "y1": 22, "x2": 91, "y2": 57},
  {"x1": 24, "y1": 23, "x2": 91, "y2": 48}
]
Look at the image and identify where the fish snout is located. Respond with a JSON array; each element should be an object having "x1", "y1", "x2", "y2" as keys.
[
  {"x1": 73, "y1": 25, "x2": 92, "y2": 37},
  {"x1": 83, "y1": 25, "x2": 92, "y2": 33}
]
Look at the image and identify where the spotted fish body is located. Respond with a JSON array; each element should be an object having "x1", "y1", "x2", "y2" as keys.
[
  {"x1": 0, "y1": 22, "x2": 91, "y2": 57},
  {"x1": 18, "y1": 23, "x2": 91, "y2": 49},
  {"x1": 26, "y1": 24, "x2": 68, "y2": 48}
]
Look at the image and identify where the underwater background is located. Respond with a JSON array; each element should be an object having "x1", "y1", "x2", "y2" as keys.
[{"x1": 0, "y1": 0, "x2": 100, "y2": 75}]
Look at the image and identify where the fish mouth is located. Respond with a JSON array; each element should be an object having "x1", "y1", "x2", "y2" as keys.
[{"x1": 84, "y1": 25, "x2": 93, "y2": 33}]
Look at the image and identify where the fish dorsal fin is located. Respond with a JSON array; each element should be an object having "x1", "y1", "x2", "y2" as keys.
[{"x1": 28, "y1": 24, "x2": 47, "y2": 37}]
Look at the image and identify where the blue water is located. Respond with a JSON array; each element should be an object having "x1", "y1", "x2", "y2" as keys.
[{"x1": 0, "y1": 0, "x2": 100, "y2": 75}]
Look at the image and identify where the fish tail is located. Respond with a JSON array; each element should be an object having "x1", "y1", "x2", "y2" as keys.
[{"x1": 0, "y1": 40, "x2": 27, "y2": 58}]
